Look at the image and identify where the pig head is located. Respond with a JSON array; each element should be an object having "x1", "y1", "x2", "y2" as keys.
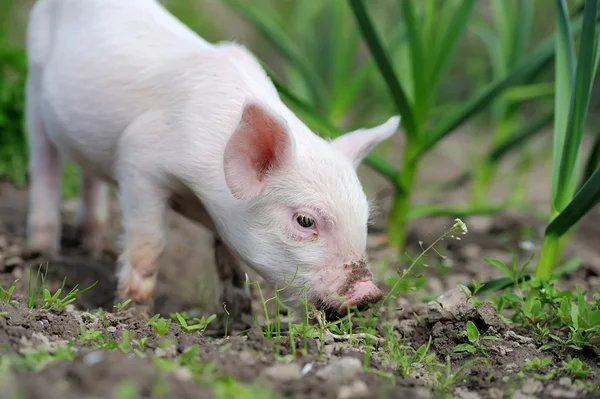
[{"x1": 218, "y1": 101, "x2": 401, "y2": 316}]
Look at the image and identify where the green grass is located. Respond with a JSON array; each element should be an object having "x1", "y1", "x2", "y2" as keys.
[{"x1": 1, "y1": 216, "x2": 599, "y2": 396}]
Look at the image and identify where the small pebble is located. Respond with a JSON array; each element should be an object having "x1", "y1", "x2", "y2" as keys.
[
  {"x1": 261, "y1": 363, "x2": 303, "y2": 382},
  {"x1": 559, "y1": 377, "x2": 572, "y2": 387},
  {"x1": 301, "y1": 363, "x2": 313, "y2": 375},
  {"x1": 83, "y1": 351, "x2": 104, "y2": 365},
  {"x1": 337, "y1": 380, "x2": 369, "y2": 399},
  {"x1": 4, "y1": 256, "x2": 22, "y2": 268},
  {"x1": 316, "y1": 357, "x2": 364, "y2": 382}
]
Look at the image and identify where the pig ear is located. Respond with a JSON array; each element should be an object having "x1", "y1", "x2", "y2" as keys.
[
  {"x1": 224, "y1": 101, "x2": 294, "y2": 200},
  {"x1": 331, "y1": 116, "x2": 401, "y2": 168}
]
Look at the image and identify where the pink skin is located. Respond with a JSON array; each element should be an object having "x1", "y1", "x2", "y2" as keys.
[
  {"x1": 279, "y1": 205, "x2": 383, "y2": 315},
  {"x1": 25, "y1": 0, "x2": 400, "y2": 321}
]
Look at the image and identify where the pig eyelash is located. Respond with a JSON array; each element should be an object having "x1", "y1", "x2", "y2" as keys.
[{"x1": 296, "y1": 214, "x2": 315, "y2": 229}]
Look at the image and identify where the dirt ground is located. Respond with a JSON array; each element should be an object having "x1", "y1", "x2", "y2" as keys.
[{"x1": 1, "y1": 129, "x2": 600, "y2": 399}]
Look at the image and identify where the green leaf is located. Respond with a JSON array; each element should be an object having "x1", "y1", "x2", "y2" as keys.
[
  {"x1": 399, "y1": 0, "x2": 425, "y2": 123},
  {"x1": 407, "y1": 203, "x2": 507, "y2": 220},
  {"x1": 472, "y1": 274, "x2": 533, "y2": 296},
  {"x1": 571, "y1": 303, "x2": 580, "y2": 330},
  {"x1": 554, "y1": 0, "x2": 600, "y2": 212},
  {"x1": 221, "y1": 0, "x2": 327, "y2": 109},
  {"x1": 551, "y1": 3, "x2": 576, "y2": 197},
  {"x1": 348, "y1": 0, "x2": 417, "y2": 136},
  {"x1": 180, "y1": 344, "x2": 200, "y2": 365},
  {"x1": 412, "y1": 8, "x2": 586, "y2": 162},
  {"x1": 588, "y1": 309, "x2": 600, "y2": 325},
  {"x1": 262, "y1": 63, "x2": 401, "y2": 187},
  {"x1": 546, "y1": 166, "x2": 600, "y2": 237},
  {"x1": 580, "y1": 131, "x2": 600, "y2": 188},
  {"x1": 466, "y1": 321, "x2": 480, "y2": 343},
  {"x1": 500, "y1": 82, "x2": 555, "y2": 104},
  {"x1": 502, "y1": 293, "x2": 522, "y2": 304},
  {"x1": 453, "y1": 344, "x2": 476, "y2": 353},
  {"x1": 482, "y1": 336, "x2": 502, "y2": 341},
  {"x1": 483, "y1": 257, "x2": 511, "y2": 278},
  {"x1": 428, "y1": 0, "x2": 477, "y2": 97}
]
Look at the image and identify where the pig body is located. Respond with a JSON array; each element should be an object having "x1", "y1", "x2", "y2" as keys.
[{"x1": 25, "y1": 0, "x2": 400, "y2": 318}]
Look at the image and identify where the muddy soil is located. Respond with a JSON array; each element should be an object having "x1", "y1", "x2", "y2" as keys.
[{"x1": 1, "y1": 131, "x2": 600, "y2": 399}]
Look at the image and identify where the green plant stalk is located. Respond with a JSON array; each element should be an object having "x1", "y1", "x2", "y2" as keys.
[
  {"x1": 470, "y1": 109, "x2": 518, "y2": 205},
  {"x1": 538, "y1": 0, "x2": 600, "y2": 277},
  {"x1": 536, "y1": 233, "x2": 561, "y2": 279},
  {"x1": 470, "y1": 162, "x2": 495, "y2": 206},
  {"x1": 386, "y1": 141, "x2": 418, "y2": 251}
]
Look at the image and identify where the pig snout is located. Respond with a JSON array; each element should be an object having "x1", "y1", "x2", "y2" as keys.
[
  {"x1": 337, "y1": 279, "x2": 384, "y2": 314},
  {"x1": 318, "y1": 259, "x2": 384, "y2": 317}
]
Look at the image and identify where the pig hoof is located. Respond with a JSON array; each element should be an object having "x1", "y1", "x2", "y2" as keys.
[
  {"x1": 27, "y1": 224, "x2": 60, "y2": 259},
  {"x1": 117, "y1": 269, "x2": 156, "y2": 303}
]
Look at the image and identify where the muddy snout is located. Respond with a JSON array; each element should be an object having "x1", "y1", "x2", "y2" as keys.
[{"x1": 327, "y1": 259, "x2": 384, "y2": 316}]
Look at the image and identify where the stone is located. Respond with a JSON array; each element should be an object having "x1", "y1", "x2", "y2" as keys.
[
  {"x1": 520, "y1": 378, "x2": 544, "y2": 395},
  {"x1": 453, "y1": 388, "x2": 481, "y2": 399},
  {"x1": 428, "y1": 285, "x2": 475, "y2": 322},
  {"x1": 316, "y1": 357, "x2": 364, "y2": 382},
  {"x1": 559, "y1": 377, "x2": 572, "y2": 387},
  {"x1": 398, "y1": 319, "x2": 418, "y2": 335},
  {"x1": 3, "y1": 256, "x2": 22, "y2": 269},
  {"x1": 238, "y1": 350, "x2": 256, "y2": 364},
  {"x1": 261, "y1": 363, "x2": 303, "y2": 383},
  {"x1": 337, "y1": 380, "x2": 369, "y2": 399},
  {"x1": 505, "y1": 330, "x2": 533, "y2": 344},
  {"x1": 476, "y1": 301, "x2": 506, "y2": 331}
]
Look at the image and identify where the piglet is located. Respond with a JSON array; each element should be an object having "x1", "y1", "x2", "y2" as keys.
[{"x1": 24, "y1": 0, "x2": 401, "y2": 322}]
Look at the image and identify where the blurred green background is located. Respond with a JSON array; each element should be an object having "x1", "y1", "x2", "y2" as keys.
[{"x1": 0, "y1": 0, "x2": 598, "y2": 261}]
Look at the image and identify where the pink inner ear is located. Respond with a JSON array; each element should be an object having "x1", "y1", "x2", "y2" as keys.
[{"x1": 224, "y1": 102, "x2": 292, "y2": 199}]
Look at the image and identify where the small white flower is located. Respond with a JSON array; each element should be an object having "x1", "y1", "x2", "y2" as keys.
[{"x1": 452, "y1": 218, "x2": 468, "y2": 234}]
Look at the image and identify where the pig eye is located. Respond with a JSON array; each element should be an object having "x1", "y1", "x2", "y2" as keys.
[{"x1": 296, "y1": 214, "x2": 315, "y2": 229}]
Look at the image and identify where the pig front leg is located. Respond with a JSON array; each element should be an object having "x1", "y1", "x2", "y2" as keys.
[
  {"x1": 25, "y1": 75, "x2": 64, "y2": 258},
  {"x1": 76, "y1": 173, "x2": 110, "y2": 259},
  {"x1": 214, "y1": 237, "x2": 253, "y2": 332},
  {"x1": 115, "y1": 174, "x2": 167, "y2": 307},
  {"x1": 114, "y1": 138, "x2": 169, "y2": 308},
  {"x1": 170, "y1": 195, "x2": 253, "y2": 332}
]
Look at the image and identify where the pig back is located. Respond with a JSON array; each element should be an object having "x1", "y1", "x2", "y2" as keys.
[{"x1": 30, "y1": 0, "x2": 216, "y2": 180}]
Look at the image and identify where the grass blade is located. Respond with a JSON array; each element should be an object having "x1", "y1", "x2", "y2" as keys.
[
  {"x1": 348, "y1": 0, "x2": 417, "y2": 136},
  {"x1": 428, "y1": 0, "x2": 477, "y2": 96},
  {"x1": 408, "y1": 203, "x2": 507, "y2": 220},
  {"x1": 222, "y1": 0, "x2": 327, "y2": 109},
  {"x1": 554, "y1": 0, "x2": 600, "y2": 212},
  {"x1": 489, "y1": 111, "x2": 554, "y2": 162},
  {"x1": 580, "y1": 131, "x2": 600, "y2": 187},
  {"x1": 551, "y1": 0, "x2": 577, "y2": 214},
  {"x1": 331, "y1": 25, "x2": 407, "y2": 122},
  {"x1": 330, "y1": 1, "x2": 360, "y2": 112},
  {"x1": 546, "y1": 166, "x2": 600, "y2": 237},
  {"x1": 513, "y1": 0, "x2": 534, "y2": 66},
  {"x1": 399, "y1": 0, "x2": 425, "y2": 123},
  {"x1": 412, "y1": 8, "x2": 585, "y2": 163},
  {"x1": 500, "y1": 82, "x2": 555, "y2": 104},
  {"x1": 262, "y1": 63, "x2": 400, "y2": 187}
]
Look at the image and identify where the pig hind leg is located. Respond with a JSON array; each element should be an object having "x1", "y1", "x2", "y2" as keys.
[
  {"x1": 214, "y1": 237, "x2": 253, "y2": 331},
  {"x1": 76, "y1": 173, "x2": 110, "y2": 259},
  {"x1": 25, "y1": 72, "x2": 64, "y2": 258}
]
